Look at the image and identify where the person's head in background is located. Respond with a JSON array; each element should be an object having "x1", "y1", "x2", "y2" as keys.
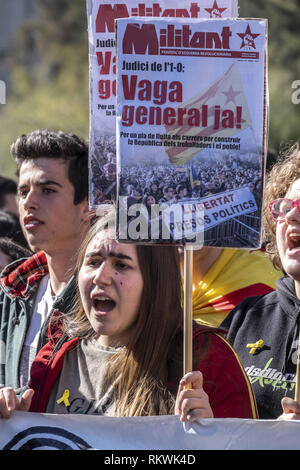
[
  {"x1": 0, "y1": 209, "x2": 30, "y2": 249},
  {"x1": 264, "y1": 142, "x2": 300, "y2": 284},
  {"x1": 176, "y1": 184, "x2": 188, "y2": 199},
  {"x1": 162, "y1": 185, "x2": 176, "y2": 201},
  {"x1": 0, "y1": 237, "x2": 32, "y2": 272},
  {"x1": 0, "y1": 176, "x2": 18, "y2": 215}
]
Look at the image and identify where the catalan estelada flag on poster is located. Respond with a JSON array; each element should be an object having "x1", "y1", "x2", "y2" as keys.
[{"x1": 164, "y1": 62, "x2": 252, "y2": 165}]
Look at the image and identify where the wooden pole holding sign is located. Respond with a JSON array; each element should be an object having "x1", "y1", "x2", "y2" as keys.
[
  {"x1": 294, "y1": 327, "x2": 300, "y2": 403},
  {"x1": 183, "y1": 246, "x2": 193, "y2": 377}
]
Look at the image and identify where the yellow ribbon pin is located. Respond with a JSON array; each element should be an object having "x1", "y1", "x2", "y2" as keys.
[
  {"x1": 246, "y1": 339, "x2": 264, "y2": 354},
  {"x1": 56, "y1": 389, "x2": 70, "y2": 407}
]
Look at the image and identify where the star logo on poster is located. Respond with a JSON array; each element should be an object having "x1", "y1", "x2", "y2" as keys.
[
  {"x1": 205, "y1": 0, "x2": 227, "y2": 18},
  {"x1": 222, "y1": 85, "x2": 241, "y2": 105},
  {"x1": 237, "y1": 24, "x2": 260, "y2": 50}
]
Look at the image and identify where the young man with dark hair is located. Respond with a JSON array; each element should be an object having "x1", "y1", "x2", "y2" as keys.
[{"x1": 0, "y1": 129, "x2": 93, "y2": 390}]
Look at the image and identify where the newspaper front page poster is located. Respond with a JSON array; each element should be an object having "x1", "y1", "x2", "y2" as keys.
[
  {"x1": 116, "y1": 17, "x2": 268, "y2": 247},
  {"x1": 86, "y1": 0, "x2": 239, "y2": 206}
]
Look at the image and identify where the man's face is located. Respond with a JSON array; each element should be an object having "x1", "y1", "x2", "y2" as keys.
[
  {"x1": 104, "y1": 164, "x2": 116, "y2": 180},
  {"x1": 18, "y1": 158, "x2": 88, "y2": 254},
  {"x1": 105, "y1": 169, "x2": 116, "y2": 180},
  {"x1": 179, "y1": 188, "x2": 187, "y2": 198},
  {"x1": 165, "y1": 187, "x2": 175, "y2": 200},
  {"x1": 132, "y1": 189, "x2": 142, "y2": 200}
]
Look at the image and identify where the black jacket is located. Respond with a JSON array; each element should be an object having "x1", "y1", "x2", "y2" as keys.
[{"x1": 221, "y1": 276, "x2": 300, "y2": 419}]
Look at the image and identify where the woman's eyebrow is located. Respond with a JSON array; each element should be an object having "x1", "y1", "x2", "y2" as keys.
[{"x1": 85, "y1": 250, "x2": 133, "y2": 261}]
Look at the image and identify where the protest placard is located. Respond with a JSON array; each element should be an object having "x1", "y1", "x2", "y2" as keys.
[
  {"x1": 86, "y1": 0, "x2": 239, "y2": 207},
  {"x1": 116, "y1": 17, "x2": 267, "y2": 247}
]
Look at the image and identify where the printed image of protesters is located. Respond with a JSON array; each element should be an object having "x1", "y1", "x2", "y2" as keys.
[
  {"x1": 113, "y1": 151, "x2": 262, "y2": 246},
  {"x1": 92, "y1": 161, "x2": 117, "y2": 204},
  {"x1": 90, "y1": 135, "x2": 117, "y2": 204},
  {"x1": 119, "y1": 158, "x2": 261, "y2": 203}
]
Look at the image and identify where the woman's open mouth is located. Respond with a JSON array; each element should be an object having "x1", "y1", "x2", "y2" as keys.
[
  {"x1": 287, "y1": 233, "x2": 300, "y2": 252},
  {"x1": 92, "y1": 295, "x2": 116, "y2": 313}
]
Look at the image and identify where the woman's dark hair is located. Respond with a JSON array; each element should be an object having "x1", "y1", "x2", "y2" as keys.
[{"x1": 142, "y1": 194, "x2": 156, "y2": 212}]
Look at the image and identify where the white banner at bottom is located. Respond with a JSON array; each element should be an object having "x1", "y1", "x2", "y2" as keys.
[{"x1": 1, "y1": 412, "x2": 300, "y2": 450}]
